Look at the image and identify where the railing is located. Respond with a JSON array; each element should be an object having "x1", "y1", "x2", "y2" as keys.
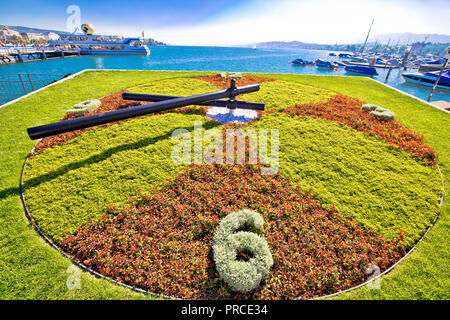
[{"x1": 0, "y1": 73, "x2": 68, "y2": 105}]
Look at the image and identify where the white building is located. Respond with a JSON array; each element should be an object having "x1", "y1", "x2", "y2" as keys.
[
  {"x1": 20, "y1": 32, "x2": 47, "y2": 41},
  {"x1": 44, "y1": 32, "x2": 60, "y2": 41},
  {"x1": 0, "y1": 26, "x2": 21, "y2": 39}
]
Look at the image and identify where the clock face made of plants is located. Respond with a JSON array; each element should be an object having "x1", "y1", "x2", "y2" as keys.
[{"x1": 22, "y1": 75, "x2": 442, "y2": 299}]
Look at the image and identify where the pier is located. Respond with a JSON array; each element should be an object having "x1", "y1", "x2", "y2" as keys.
[{"x1": 0, "y1": 47, "x2": 81, "y2": 64}]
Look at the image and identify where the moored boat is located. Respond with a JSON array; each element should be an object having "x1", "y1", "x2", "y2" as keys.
[
  {"x1": 339, "y1": 53, "x2": 353, "y2": 59},
  {"x1": 333, "y1": 61, "x2": 347, "y2": 67},
  {"x1": 402, "y1": 70, "x2": 450, "y2": 90},
  {"x1": 344, "y1": 65, "x2": 378, "y2": 76},
  {"x1": 315, "y1": 59, "x2": 337, "y2": 69},
  {"x1": 347, "y1": 57, "x2": 368, "y2": 64},
  {"x1": 291, "y1": 58, "x2": 313, "y2": 66}
]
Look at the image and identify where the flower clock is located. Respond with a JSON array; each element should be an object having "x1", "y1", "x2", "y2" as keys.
[{"x1": 22, "y1": 75, "x2": 442, "y2": 299}]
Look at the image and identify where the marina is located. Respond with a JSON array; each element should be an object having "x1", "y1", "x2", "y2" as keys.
[{"x1": 1, "y1": 46, "x2": 449, "y2": 104}]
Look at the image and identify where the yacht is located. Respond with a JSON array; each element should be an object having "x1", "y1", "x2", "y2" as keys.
[
  {"x1": 344, "y1": 65, "x2": 378, "y2": 76},
  {"x1": 291, "y1": 58, "x2": 314, "y2": 66},
  {"x1": 315, "y1": 59, "x2": 338, "y2": 70},
  {"x1": 402, "y1": 70, "x2": 450, "y2": 90},
  {"x1": 48, "y1": 34, "x2": 150, "y2": 55}
]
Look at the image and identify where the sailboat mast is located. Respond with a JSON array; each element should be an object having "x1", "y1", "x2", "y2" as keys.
[{"x1": 361, "y1": 18, "x2": 375, "y2": 53}]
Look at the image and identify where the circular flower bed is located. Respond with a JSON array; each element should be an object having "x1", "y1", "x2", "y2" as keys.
[{"x1": 21, "y1": 75, "x2": 442, "y2": 299}]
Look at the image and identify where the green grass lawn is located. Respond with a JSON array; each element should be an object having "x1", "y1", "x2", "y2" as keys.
[{"x1": 0, "y1": 70, "x2": 449, "y2": 299}]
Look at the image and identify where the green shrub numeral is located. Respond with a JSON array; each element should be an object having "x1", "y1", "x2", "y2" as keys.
[
  {"x1": 362, "y1": 104, "x2": 395, "y2": 121},
  {"x1": 213, "y1": 209, "x2": 273, "y2": 292},
  {"x1": 67, "y1": 99, "x2": 101, "y2": 114}
]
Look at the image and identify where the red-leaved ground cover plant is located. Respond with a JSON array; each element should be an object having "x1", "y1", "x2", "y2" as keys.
[
  {"x1": 62, "y1": 164, "x2": 405, "y2": 299},
  {"x1": 272, "y1": 95, "x2": 438, "y2": 166}
]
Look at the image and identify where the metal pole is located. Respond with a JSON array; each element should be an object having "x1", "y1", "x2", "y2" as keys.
[
  {"x1": 0, "y1": 82, "x2": 6, "y2": 102},
  {"x1": 427, "y1": 57, "x2": 449, "y2": 102},
  {"x1": 18, "y1": 74, "x2": 27, "y2": 94},
  {"x1": 16, "y1": 49, "x2": 23, "y2": 63},
  {"x1": 9, "y1": 80, "x2": 18, "y2": 99},
  {"x1": 401, "y1": 46, "x2": 412, "y2": 71},
  {"x1": 4, "y1": 81, "x2": 12, "y2": 102},
  {"x1": 385, "y1": 67, "x2": 392, "y2": 82},
  {"x1": 0, "y1": 81, "x2": 8, "y2": 103},
  {"x1": 4, "y1": 80, "x2": 12, "y2": 100},
  {"x1": 27, "y1": 74, "x2": 35, "y2": 91},
  {"x1": 122, "y1": 92, "x2": 265, "y2": 110},
  {"x1": 27, "y1": 83, "x2": 260, "y2": 139},
  {"x1": 360, "y1": 18, "x2": 374, "y2": 54}
]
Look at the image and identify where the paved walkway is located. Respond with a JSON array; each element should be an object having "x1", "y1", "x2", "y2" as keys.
[{"x1": 430, "y1": 100, "x2": 450, "y2": 112}]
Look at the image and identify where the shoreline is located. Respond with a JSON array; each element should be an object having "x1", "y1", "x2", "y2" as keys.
[{"x1": 0, "y1": 46, "x2": 449, "y2": 104}]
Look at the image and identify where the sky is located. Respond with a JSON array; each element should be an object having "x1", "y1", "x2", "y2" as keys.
[{"x1": 1, "y1": 0, "x2": 449, "y2": 46}]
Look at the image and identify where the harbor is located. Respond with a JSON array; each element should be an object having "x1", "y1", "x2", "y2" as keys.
[
  {"x1": 1, "y1": 46, "x2": 449, "y2": 104},
  {"x1": 1, "y1": 20, "x2": 449, "y2": 105}
]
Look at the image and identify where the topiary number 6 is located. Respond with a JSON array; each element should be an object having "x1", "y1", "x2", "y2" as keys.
[{"x1": 213, "y1": 209, "x2": 273, "y2": 292}]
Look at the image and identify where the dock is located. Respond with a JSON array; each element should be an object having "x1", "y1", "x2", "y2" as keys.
[
  {"x1": 430, "y1": 100, "x2": 450, "y2": 112},
  {"x1": 0, "y1": 48, "x2": 81, "y2": 64}
]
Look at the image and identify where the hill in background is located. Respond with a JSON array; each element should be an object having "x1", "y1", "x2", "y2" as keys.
[
  {"x1": 252, "y1": 32, "x2": 449, "y2": 50},
  {"x1": 370, "y1": 33, "x2": 450, "y2": 44}
]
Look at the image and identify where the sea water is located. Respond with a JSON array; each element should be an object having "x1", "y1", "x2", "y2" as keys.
[{"x1": 0, "y1": 45, "x2": 448, "y2": 102}]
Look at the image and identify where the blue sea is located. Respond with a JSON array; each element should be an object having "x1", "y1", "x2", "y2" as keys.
[{"x1": 1, "y1": 45, "x2": 449, "y2": 102}]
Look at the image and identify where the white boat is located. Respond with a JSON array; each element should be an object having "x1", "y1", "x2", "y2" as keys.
[
  {"x1": 402, "y1": 70, "x2": 450, "y2": 90},
  {"x1": 48, "y1": 34, "x2": 150, "y2": 55}
]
